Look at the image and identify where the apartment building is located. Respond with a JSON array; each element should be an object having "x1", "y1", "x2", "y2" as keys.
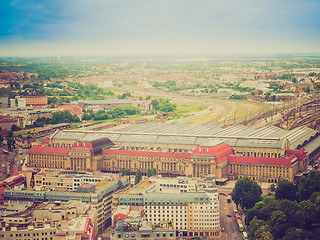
[
  {"x1": 3, "y1": 171, "x2": 128, "y2": 234},
  {"x1": 0, "y1": 199, "x2": 95, "y2": 240},
  {"x1": 118, "y1": 175, "x2": 220, "y2": 238}
]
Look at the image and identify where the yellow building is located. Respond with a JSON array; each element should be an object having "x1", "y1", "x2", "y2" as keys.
[{"x1": 23, "y1": 95, "x2": 48, "y2": 106}]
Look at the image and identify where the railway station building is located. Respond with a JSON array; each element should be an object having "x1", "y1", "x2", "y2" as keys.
[{"x1": 26, "y1": 123, "x2": 320, "y2": 183}]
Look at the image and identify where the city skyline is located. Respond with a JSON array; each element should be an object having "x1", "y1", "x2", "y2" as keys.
[{"x1": 1, "y1": 0, "x2": 320, "y2": 56}]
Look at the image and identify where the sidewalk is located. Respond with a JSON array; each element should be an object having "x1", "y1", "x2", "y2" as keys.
[{"x1": 217, "y1": 180, "x2": 272, "y2": 196}]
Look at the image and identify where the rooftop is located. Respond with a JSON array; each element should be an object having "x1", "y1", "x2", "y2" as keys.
[
  {"x1": 52, "y1": 122, "x2": 318, "y2": 150},
  {"x1": 229, "y1": 155, "x2": 296, "y2": 166}
]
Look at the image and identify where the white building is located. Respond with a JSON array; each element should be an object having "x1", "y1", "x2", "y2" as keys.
[{"x1": 118, "y1": 175, "x2": 220, "y2": 238}]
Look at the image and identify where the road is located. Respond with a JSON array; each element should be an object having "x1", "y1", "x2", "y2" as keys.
[{"x1": 219, "y1": 194, "x2": 245, "y2": 240}]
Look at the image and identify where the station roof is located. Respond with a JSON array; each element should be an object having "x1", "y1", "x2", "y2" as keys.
[
  {"x1": 102, "y1": 149, "x2": 191, "y2": 159},
  {"x1": 302, "y1": 135, "x2": 320, "y2": 155},
  {"x1": 284, "y1": 126, "x2": 319, "y2": 149},
  {"x1": 51, "y1": 122, "x2": 319, "y2": 150}
]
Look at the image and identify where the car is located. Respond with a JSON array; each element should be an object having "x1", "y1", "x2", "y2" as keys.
[
  {"x1": 227, "y1": 214, "x2": 231, "y2": 217},
  {"x1": 221, "y1": 227, "x2": 225, "y2": 232}
]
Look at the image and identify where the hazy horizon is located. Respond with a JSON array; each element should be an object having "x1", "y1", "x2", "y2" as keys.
[{"x1": 1, "y1": 0, "x2": 320, "y2": 57}]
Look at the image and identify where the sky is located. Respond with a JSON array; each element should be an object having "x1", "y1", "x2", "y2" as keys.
[{"x1": 0, "y1": 0, "x2": 320, "y2": 56}]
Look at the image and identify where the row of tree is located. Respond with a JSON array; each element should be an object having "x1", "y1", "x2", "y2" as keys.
[
  {"x1": 232, "y1": 171, "x2": 320, "y2": 240},
  {"x1": 121, "y1": 168, "x2": 157, "y2": 185},
  {"x1": 28, "y1": 110, "x2": 80, "y2": 128},
  {"x1": 82, "y1": 106, "x2": 140, "y2": 121},
  {"x1": 151, "y1": 99, "x2": 176, "y2": 112}
]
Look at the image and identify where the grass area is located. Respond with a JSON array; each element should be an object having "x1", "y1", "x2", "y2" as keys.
[
  {"x1": 167, "y1": 114, "x2": 188, "y2": 121},
  {"x1": 188, "y1": 111, "x2": 214, "y2": 125},
  {"x1": 13, "y1": 127, "x2": 44, "y2": 138},
  {"x1": 177, "y1": 104, "x2": 207, "y2": 114},
  {"x1": 234, "y1": 108, "x2": 247, "y2": 119}
]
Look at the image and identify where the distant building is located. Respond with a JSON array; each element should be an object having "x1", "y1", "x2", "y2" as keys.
[
  {"x1": 78, "y1": 99, "x2": 133, "y2": 111},
  {"x1": 283, "y1": 83, "x2": 314, "y2": 92},
  {"x1": 274, "y1": 93, "x2": 295, "y2": 101},
  {"x1": 15, "y1": 135, "x2": 35, "y2": 149},
  {"x1": 58, "y1": 104, "x2": 83, "y2": 116},
  {"x1": 0, "y1": 88, "x2": 9, "y2": 108},
  {"x1": 22, "y1": 95, "x2": 48, "y2": 107},
  {"x1": 0, "y1": 114, "x2": 18, "y2": 130},
  {"x1": 133, "y1": 99, "x2": 152, "y2": 112},
  {"x1": 98, "y1": 80, "x2": 113, "y2": 88}
]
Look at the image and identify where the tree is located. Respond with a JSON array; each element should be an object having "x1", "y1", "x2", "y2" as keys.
[
  {"x1": 278, "y1": 199, "x2": 305, "y2": 229},
  {"x1": 121, "y1": 168, "x2": 130, "y2": 176},
  {"x1": 302, "y1": 87, "x2": 311, "y2": 94},
  {"x1": 151, "y1": 99, "x2": 159, "y2": 111},
  {"x1": 281, "y1": 227, "x2": 315, "y2": 240},
  {"x1": 270, "y1": 184, "x2": 276, "y2": 193},
  {"x1": 135, "y1": 169, "x2": 142, "y2": 185},
  {"x1": 275, "y1": 179, "x2": 298, "y2": 201},
  {"x1": 300, "y1": 199, "x2": 319, "y2": 228},
  {"x1": 255, "y1": 225, "x2": 274, "y2": 240},
  {"x1": 158, "y1": 99, "x2": 176, "y2": 112},
  {"x1": 268, "y1": 210, "x2": 287, "y2": 238},
  {"x1": 297, "y1": 170, "x2": 320, "y2": 202},
  {"x1": 6, "y1": 131, "x2": 15, "y2": 152},
  {"x1": 248, "y1": 217, "x2": 268, "y2": 240},
  {"x1": 147, "y1": 168, "x2": 157, "y2": 178},
  {"x1": 232, "y1": 177, "x2": 262, "y2": 210},
  {"x1": 11, "y1": 124, "x2": 21, "y2": 132}
]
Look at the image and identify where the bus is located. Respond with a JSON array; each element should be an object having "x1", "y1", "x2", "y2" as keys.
[
  {"x1": 237, "y1": 219, "x2": 244, "y2": 232},
  {"x1": 242, "y1": 232, "x2": 248, "y2": 239}
]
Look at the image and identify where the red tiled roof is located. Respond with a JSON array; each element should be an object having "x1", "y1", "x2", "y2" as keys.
[
  {"x1": 58, "y1": 104, "x2": 83, "y2": 116},
  {"x1": 102, "y1": 149, "x2": 191, "y2": 159},
  {"x1": 71, "y1": 147, "x2": 92, "y2": 151},
  {"x1": 40, "y1": 139, "x2": 50, "y2": 145},
  {"x1": 9, "y1": 171, "x2": 20, "y2": 177},
  {"x1": 71, "y1": 142, "x2": 93, "y2": 149},
  {"x1": 191, "y1": 143, "x2": 234, "y2": 163},
  {"x1": 28, "y1": 145, "x2": 69, "y2": 154},
  {"x1": 113, "y1": 213, "x2": 127, "y2": 225},
  {"x1": 286, "y1": 148, "x2": 307, "y2": 160},
  {"x1": 228, "y1": 155, "x2": 295, "y2": 166}
]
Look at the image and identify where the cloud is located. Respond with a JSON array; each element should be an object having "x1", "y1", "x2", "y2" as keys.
[{"x1": 0, "y1": 0, "x2": 320, "y2": 56}]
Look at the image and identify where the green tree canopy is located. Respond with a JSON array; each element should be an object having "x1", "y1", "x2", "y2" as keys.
[
  {"x1": 249, "y1": 217, "x2": 271, "y2": 240},
  {"x1": 147, "y1": 168, "x2": 157, "y2": 178},
  {"x1": 275, "y1": 179, "x2": 298, "y2": 201},
  {"x1": 267, "y1": 210, "x2": 288, "y2": 239},
  {"x1": 231, "y1": 177, "x2": 262, "y2": 209},
  {"x1": 296, "y1": 170, "x2": 320, "y2": 202},
  {"x1": 121, "y1": 168, "x2": 130, "y2": 176},
  {"x1": 281, "y1": 227, "x2": 317, "y2": 240},
  {"x1": 135, "y1": 169, "x2": 142, "y2": 185}
]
